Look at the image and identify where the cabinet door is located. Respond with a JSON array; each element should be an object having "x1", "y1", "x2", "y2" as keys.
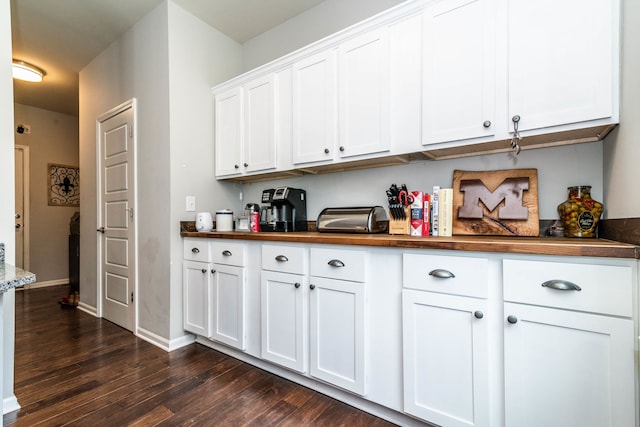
[
  {"x1": 211, "y1": 264, "x2": 246, "y2": 350},
  {"x1": 261, "y1": 271, "x2": 308, "y2": 373},
  {"x1": 422, "y1": 0, "x2": 495, "y2": 145},
  {"x1": 402, "y1": 289, "x2": 490, "y2": 427},
  {"x1": 338, "y1": 28, "x2": 390, "y2": 158},
  {"x1": 182, "y1": 261, "x2": 212, "y2": 337},
  {"x1": 504, "y1": 302, "x2": 635, "y2": 427},
  {"x1": 309, "y1": 276, "x2": 365, "y2": 395},
  {"x1": 508, "y1": 0, "x2": 614, "y2": 132},
  {"x1": 244, "y1": 74, "x2": 277, "y2": 173},
  {"x1": 292, "y1": 50, "x2": 337, "y2": 165},
  {"x1": 214, "y1": 87, "x2": 243, "y2": 177}
]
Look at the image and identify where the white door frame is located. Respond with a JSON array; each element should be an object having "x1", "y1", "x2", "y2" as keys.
[
  {"x1": 14, "y1": 145, "x2": 30, "y2": 271},
  {"x1": 95, "y1": 98, "x2": 138, "y2": 331}
]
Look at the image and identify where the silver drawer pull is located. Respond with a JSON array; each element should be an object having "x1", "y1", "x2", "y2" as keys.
[
  {"x1": 429, "y1": 269, "x2": 455, "y2": 279},
  {"x1": 541, "y1": 280, "x2": 581, "y2": 291},
  {"x1": 275, "y1": 255, "x2": 289, "y2": 262},
  {"x1": 222, "y1": 250, "x2": 232, "y2": 256},
  {"x1": 328, "y1": 259, "x2": 345, "y2": 268},
  {"x1": 191, "y1": 247, "x2": 200, "y2": 254}
]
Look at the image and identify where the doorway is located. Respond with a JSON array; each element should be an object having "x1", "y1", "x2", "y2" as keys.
[
  {"x1": 96, "y1": 99, "x2": 137, "y2": 332},
  {"x1": 14, "y1": 145, "x2": 30, "y2": 270}
]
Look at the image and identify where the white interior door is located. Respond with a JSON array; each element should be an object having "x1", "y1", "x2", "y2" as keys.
[
  {"x1": 14, "y1": 145, "x2": 30, "y2": 270},
  {"x1": 97, "y1": 100, "x2": 136, "y2": 332}
]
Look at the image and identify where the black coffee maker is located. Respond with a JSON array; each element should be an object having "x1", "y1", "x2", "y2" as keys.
[{"x1": 260, "y1": 187, "x2": 308, "y2": 232}]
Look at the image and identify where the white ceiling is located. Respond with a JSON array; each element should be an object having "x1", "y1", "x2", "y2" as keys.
[{"x1": 10, "y1": 0, "x2": 325, "y2": 117}]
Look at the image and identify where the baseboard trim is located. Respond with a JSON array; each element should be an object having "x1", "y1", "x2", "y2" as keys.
[
  {"x1": 20, "y1": 278, "x2": 68, "y2": 290},
  {"x1": 135, "y1": 326, "x2": 196, "y2": 352},
  {"x1": 3, "y1": 394, "x2": 20, "y2": 415},
  {"x1": 77, "y1": 302, "x2": 98, "y2": 317}
]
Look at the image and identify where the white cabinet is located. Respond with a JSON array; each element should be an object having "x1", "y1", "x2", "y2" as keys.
[
  {"x1": 402, "y1": 253, "x2": 490, "y2": 427},
  {"x1": 183, "y1": 261, "x2": 212, "y2": 337},
  {"x1": 338, "y1": 28, "x2": 390, "y2": 158},
  {"x1": 309, "y1": 247, "x2": 366, "y2": 395},
  {"x1": 214, "y1": 87, "x2": 243, "y2": 177},
  {"x1": 422, "y1": 0, "x2": 495, "y2": 145},
  {"x1": 214, "y1": 74, "x2": 279, "y2": 178},
  {"x1": 292, "y1": 50, "x2": 337, "y2": 165},
  {"x1": 183, "y1": 239, "x2": 213, "y2": 336},
  {"x1": 503, "y1": 259, "x2": 635, "y2": 427},
  {"x1": 243, "y1": 74, "x2": 278, "y2": 173},
  {"x1": 210, "y1": 241, "x2": 247, "y2": 350},
  {"x1": 260, "y1": 244, "x2": 308, "y2": 373},
  {"x1": 507, "y1": 0, "x2": 615, "y2": 133}
]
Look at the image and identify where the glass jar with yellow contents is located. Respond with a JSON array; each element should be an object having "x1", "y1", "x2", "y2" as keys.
[{"x1": 557, "y1": 186, "x2": 603, "y2": 237}]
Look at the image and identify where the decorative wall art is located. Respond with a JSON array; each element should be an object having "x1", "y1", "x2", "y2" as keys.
[{"x1": 48, "y1": 163, "x2": 80, "y2": 207}]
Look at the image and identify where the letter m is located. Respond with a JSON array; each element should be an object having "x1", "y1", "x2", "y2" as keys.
[{"x1": 458, "y1": 177, "x2": 529, "y2": 220}]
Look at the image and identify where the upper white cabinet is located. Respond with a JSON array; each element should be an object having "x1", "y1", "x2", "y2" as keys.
[
  {"x1": 292, "y1": 50, "x2": 337, "y2": 165},
  {"x1": 215, "y1": 74, "x2": 279, "y2": 178},
  {"x1": 243, "y1": 74, "x2": 278, "y2": 173},
  {"x1": 338, "y1": 28, "x2": 390, "y2": 158},
  {"x1": 422, "y1": 0, "x2": 495, "y2": 145},
  {"x1": 507, "y1": 0, "x2": 615, "y2": 133},
  {"x1": 214, "y1": 87, "x2": 243, "y2": 177}
]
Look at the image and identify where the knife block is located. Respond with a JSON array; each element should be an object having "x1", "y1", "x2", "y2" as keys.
[{"x1": 388, "y1": 206, "x2": 410, "y2": 235}]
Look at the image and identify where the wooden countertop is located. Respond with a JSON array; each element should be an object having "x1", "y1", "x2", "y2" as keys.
[{"x1": 180, "y1": 230, "x2": 640, "y2": 259}]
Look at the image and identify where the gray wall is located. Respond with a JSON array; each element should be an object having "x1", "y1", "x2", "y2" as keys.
[{"x1": 13, "y1": 104, "x2": 79, "y2": 283}]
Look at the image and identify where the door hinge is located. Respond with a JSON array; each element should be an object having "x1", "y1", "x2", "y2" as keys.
[
  {"x1": 131, "y1": 292, "x2": 134, "y2": 303},
  {"x1": 129, "y1": 126, "x2": 133, "y2": 138}
]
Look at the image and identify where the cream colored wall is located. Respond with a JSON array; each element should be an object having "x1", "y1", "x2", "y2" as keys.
[
  {"x1": 603, "y1": 0, "x2": 640, "y2": 219},
  {"x1": 13, "y1": 104, "x2": 79, "y2": 283}
]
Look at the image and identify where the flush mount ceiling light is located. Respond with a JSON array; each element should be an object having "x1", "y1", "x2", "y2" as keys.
[{"x1": 12, "y1": 59, "x2": 46, "y2": 82}]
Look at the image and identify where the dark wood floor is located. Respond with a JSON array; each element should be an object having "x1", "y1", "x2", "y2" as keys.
[{"x1": 4, "y1": 285, "x2": 395, "y2": 426}]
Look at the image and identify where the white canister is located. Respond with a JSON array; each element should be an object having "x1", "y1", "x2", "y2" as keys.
[
  {"x1": 195, "y1": 212, "x2": 213, "y2": 232},
  {"x1": 215, "y1": 209, "x2": 234, "y2": 231}
]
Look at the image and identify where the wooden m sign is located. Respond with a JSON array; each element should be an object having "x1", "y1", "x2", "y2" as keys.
[{"x1": 452, "y1": 169, "x2": 539, "y2": 236}]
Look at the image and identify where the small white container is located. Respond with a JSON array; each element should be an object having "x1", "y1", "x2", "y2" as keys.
[
  {"x1": 195, "y1": 212, "x2": 214, "y2": 232},
  {"x1": 215, "y1": 209, "x2": 234, "y2": 231}
]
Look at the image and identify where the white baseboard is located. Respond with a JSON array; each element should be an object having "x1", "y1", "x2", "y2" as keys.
[
  {"x1": 77, "y1": 302, "x2": 98, "y2": 317},
  {"x1": 20, "y1": 278, "x2": 68, "y2": 290},
  {"x1": 136, "y1": 326, "x2": 196, "y2": 352},
  {"x1": 3, "y1": 394, "x2": 20, "y2": 415}
]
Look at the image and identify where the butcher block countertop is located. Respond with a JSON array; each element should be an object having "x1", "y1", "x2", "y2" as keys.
[{"x1": 180, "y1": 230, "x2": 640, "y2": 259}]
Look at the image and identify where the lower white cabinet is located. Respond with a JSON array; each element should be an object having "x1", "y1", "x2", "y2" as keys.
[
  {"x1": 503, "y1": 302, "x2": 635, "y2": 427},
  {"x1": 503, "y1": 258, "x2": 636, "y2": 427},
  {"x1": 261, "y1": 270, "x2": 308, "y2": 373},
  {"x1": 402, "y1": 252, "x2": 490, "y2": 427},
  {"x1": 183, "y1": 260, "x2": 212, "y2": 337},
  {"x1": 309, "y1": 275, "x2": 366, "y2": 395}
]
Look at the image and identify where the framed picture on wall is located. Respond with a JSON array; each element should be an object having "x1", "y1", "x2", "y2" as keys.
[{"x1": 48, "y1": 163, "x2": 80, "y2": 207}]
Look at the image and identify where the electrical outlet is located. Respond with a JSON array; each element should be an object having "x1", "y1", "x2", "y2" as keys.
[{"x1": 186, "y1": 196, "x2": 196, "y2": 212}]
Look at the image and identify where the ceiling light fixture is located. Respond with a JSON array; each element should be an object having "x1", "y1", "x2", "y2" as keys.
[{"x1": 12, "y1": 59, "x2": 46, "y2": 82}]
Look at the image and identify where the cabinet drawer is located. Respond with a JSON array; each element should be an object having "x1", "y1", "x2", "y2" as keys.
[
  {"x1": 310, "y1": 247, "x2": 366, "y2": 282},
  {"x1": 262, "y1": 244, "x2": 307, "y2": 274},
  {"x1": 183, "y1": 238, "x2": 211, "y2": 262},
  {"x1": 211, "y1": 241, "x2": 246, "y2": 266},
  {"x1": 503, "y1": 259, "x2": 633, "y2": 317},
  {"x1": 403, "y1": 253, "x2": 488, "y2": 298}
]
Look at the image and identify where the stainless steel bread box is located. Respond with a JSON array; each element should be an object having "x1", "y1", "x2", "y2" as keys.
[{"x1": 316, "y1": 206, "x2": 388, "y2": 233}]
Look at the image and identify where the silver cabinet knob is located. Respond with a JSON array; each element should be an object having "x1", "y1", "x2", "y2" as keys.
[
  {"x1": 310, "y1": 284, "x2": 316, "y2": 290},
  {"x1": 339, "y1": 146, "x2": 345, "y2": 152},
  {"x1": 244, "y1": 163, "x2": 248, "y2": 167},
  {"x1": 474, "y1": 311, "x2": 484, "y2": 319},
  {"x1": 294, "y1": 283, "x2": 301, "y2": 289},
  {"x1": 507, "y1": 315, "x2": 518, "y2": 324},
  {"x1": 201, "y1": 268, "x2": 207, "y2": 274},
  {"x1": 234, "y1": 164, "x2": 239, "y2": 169},
  {"x1": 324, "y1": 148, "x2": 330, "y2": 154},
  {"x1": 483, "y1": 120, "x2": 491, "y2": 128}
]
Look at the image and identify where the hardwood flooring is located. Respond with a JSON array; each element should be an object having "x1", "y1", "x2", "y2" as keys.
[{"x1": 4, "y1": 285, "x2": 395, "y2": 426}]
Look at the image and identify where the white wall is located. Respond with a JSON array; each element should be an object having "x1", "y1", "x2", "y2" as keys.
[
  {"x1": 1, "y1": 0, "x2": 16, "y2": 409},
  {"x1": 79, "y1": 3, "x2": 172, "y2": 336},
  {"x1": 243, "y1": 0, "x2": 406, "y2": 70},
  {"x1": 167, "y1": 1, "x2": 243, "y2": 340},
  {"x1": 13, "y1": 104, "x2": 79, "y2": 283},
  {"x1": 603, "y1": 0, "x2": 640, "y2": 218}
]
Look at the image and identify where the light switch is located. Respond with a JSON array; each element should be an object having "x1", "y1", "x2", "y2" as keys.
[{"x1": 186, "y1": 196, "x2": 196, "y2": 212}]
